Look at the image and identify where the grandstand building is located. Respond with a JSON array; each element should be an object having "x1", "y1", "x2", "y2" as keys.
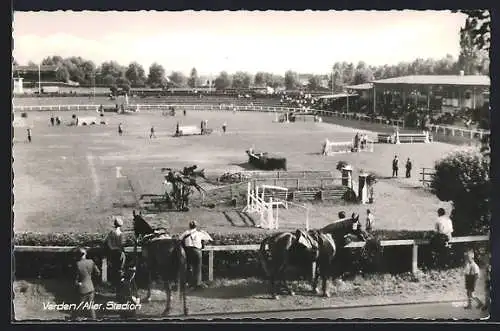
[
  {"x1": 345, "y1": 73, "x2": 490, "y2": 114},
  {"x1": 12, "y1": 65, "x2": 68, "y2": 95}
]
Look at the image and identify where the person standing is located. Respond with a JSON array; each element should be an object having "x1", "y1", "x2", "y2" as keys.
[
  {"x1": 71, "y1": 247, "x2": 100, "y2": 320},
  {"x1": 365, "y1": 209, "x2": 374, "y2": 232},
  {"x1": 26, "y1": 128, "x2": 32, "y2": 143},
  {"x1": 434, "y1": 208, "x2": 454, "y2": 242},
  {"x1": 149, "y1": 126, "x2": 156, "y2": 139},
  {"x1": 222, "y1": 122, "x2": 227, "y2": 134},
  {"x1": 50, "y1": 116, "x2": 55, "y2": 126},
  {"x1": 179, "y1": 221, "x2": 213, "y2": 289},
  {"x1": 118, "y1": 123, "x2": 123, "y2": 136},
  {"x1": 405, "y1": 158, "x2": 412, "y2": 178},
  {"x1": 392, "y1": 155, "x2": 399, "y2": 177},
  {"x1": 104, "y1": 217, "x2": 126, "y2": 287},
  {"x1": 464, "y1": 249, "x2": 483, "y2": 309}
]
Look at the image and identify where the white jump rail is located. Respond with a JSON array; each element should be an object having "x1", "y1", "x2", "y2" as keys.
[
  {"x1": 13, "y1": 103, "x2": 490, "y2": 139},
  {"x1": 14, "y1": 235, "x2": 488, "y2": 282}
]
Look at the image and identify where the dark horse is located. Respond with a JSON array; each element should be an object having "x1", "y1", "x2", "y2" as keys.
[
  {"x1": 258, "y1": 229, "x2": 337, "y2": 299},
  {"x1": 132, "y1": 210, "x2": 189, "y2": 316}
]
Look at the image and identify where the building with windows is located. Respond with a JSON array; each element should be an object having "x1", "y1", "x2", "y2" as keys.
[{"x1": 345, "y1": 74, "x2": 490, "y2": 114}]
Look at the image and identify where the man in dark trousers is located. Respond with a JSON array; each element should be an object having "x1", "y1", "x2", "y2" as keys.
[
  {"x1": 149, "y1": 126, "x2": 156, "y2": 139},
  {"x1": 118, "y1": 123, "x2": 123, "y2": 136},
  {"x1": 72, "y1": 247, "x2": 101, "y2": 320},
  {"x1": 104, "y1": 217, "x2": 126, "y2": 288},
  {"x1": 405, "y1": 158, "x2": 412, "y2": 178},
  {"x1": 26, "y1": 128, "x2": 32, "y2": 143},
  {"x1": 50, "y1": 116, "x2": 55, "y2": 126},
  {"x1": 179, "y1": 221, "x2": 213, "y2": 289},
  {"x1": 392, "y1": 155, "x2": 399, "y2": 177}
]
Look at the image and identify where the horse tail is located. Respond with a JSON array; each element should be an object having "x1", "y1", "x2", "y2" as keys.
[{"x1": 259, "y1": 237, "x2": 271, "y2": 277}]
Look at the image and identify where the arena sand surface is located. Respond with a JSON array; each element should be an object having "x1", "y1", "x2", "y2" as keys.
[{"x1": 12, "y1": 109, "x2": 462, "y2": 234}]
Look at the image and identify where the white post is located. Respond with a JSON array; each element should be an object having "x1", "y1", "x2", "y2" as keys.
[
  {"x1": 247, "y1": 182, "x2": 251, "y2": 209},
  {"x1": 305, "y1": 208, "x2": 309, "y2": 231},
  {"x1": 38, "y1": 63, "x2": 41, "y2": 95}
]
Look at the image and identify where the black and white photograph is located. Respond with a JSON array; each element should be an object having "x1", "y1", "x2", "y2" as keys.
[{"x1": 11, "y1": 9, "x2": 492, "y2": 321}]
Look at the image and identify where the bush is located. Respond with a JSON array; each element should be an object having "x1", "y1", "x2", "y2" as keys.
[{"x1": 430, "y1": 147, "x2": 490, "y2": 235}]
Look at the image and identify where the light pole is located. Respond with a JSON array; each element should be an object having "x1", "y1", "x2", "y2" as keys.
[{"x1": 38, "y1": 63, "x2": 41, "y2": 94}]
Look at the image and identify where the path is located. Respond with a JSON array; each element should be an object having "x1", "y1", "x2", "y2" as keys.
[{"x1": 170, "y1": 301, "x2": 489, "y2": 320}]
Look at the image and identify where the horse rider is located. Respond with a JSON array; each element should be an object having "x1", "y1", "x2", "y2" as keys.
[
  {"x1": 351, "y1": 213, "x2": 368, "y2": 241},
  {"x1": 71, "y1": 247, "x2": 100, "y2": 320},
  {"x1": 179, "y1": 220, "x2": 213, "y2": 289},
  {"x1": 104, "y1": 216, "x2": 126, "y2": 285}
]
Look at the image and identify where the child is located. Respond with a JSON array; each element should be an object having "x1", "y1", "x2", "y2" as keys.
[
  {"x1": 365, "y1": 209, "x2": 374, "y2": 232},
  {"x1": 464, "y1": 249, "x2": 483, "y2": 309}
]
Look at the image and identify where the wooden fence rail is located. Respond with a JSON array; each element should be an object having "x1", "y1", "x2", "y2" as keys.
[
  {"x1": 419, "y1": 167, "x2": 436, "y2": 188},
  {"x1": 13, "y1": 235, "x2": 487, "y2": 282}
]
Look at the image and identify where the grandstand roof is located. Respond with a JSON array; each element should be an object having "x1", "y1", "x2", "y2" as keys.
[
  {"x1": 13, "y1": 65, "x2": 59, "y2": 73},
  {"x1": 317, "y1": 93, "x2": 359, "y2": 99},
  {"x1": 345, "y1": 83, "x2": 373, "y2": 90},
  {"x1": 371, "y1": 75, "x2": 490, "y2": 87}
]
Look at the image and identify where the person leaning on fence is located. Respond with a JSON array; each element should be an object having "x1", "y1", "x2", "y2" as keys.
[
  {"x1": 464, "y1": 249, "x2": 484, "y2": 309},
  {"x1": 71, "y1": 247, "x2": 101, "y2": 320},
  {"x1": 104, "y1": 217, "x2": 126, "y2": 285},
  {"x1": 431, "y1": 208, "x2": 454, "y2": 268},
  {"x1": 179, "y1": 220, "x2": 213, "y2": 289}
]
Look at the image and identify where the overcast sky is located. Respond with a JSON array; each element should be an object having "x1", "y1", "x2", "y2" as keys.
[{"x1": 12, "y1": 10, "x2": 467, "y2": 76}]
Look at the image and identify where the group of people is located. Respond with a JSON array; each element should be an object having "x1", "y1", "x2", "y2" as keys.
[
  {"x1": 391, "y1": 155, "x2": 413, "y2": 178},
  {"x1": 70, "y1": 216, "x2": 213, "y2": 320},
  {"x1": 353, "y1": 132, "x2": 369, "y2": 151}
]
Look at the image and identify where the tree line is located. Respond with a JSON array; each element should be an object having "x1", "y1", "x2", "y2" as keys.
[{"x1": 13, "y1": 11, "x2": 489, "y2": 92}]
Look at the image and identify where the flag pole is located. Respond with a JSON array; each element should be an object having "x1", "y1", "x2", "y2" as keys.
[{"x1": 38, "y1": 63, "x2": 41, "y2": 94}]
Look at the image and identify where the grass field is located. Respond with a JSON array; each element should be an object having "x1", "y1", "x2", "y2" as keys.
[{"x1": 13, "y1": 105, "x2": 466, "y2": 235}]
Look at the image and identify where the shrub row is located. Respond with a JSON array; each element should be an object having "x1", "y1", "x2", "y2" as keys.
[{"x1": 13, "y1": 230, "x2": 489, "y2": 280}]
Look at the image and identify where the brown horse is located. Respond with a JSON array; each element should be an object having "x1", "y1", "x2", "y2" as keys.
[
  {"x1": 258, "y1": 229, "x2": 337, "y2": 299},
  {"x1": 132, "y1": 211, "x2": 189, "y2": 316}
]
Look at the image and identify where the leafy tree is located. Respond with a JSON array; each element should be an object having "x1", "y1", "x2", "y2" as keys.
[
  {"x1": 27, "y1": 61, "x2": 37, "y2": 67},
  {"x1": 353, "y1": 67, "x2": 374, "y2": 85},
  {"x1": 168, "y1": 71, "x2": 187, "y2": 87},
  {"x1": 147, "y1": 63, "x2": 167, "y2": 88},
  {"x1": 430, "y1": 148, "x2": 490, "y2": 235},
  {"x1": 98, "y1": 61, "x2": 126, "y2": 86},
  {"x1": 284, "y1": 70, "x2": 298, "y2": 90},
  {"x1": 456, "y1": 10, "x2": 490, "y2": 52},
  {"x1": 307, "y1": 75, "x2": 322, "y2": 91},
  {"x1": 268, "y1": 74, "x2": 285, "y2": 89},
  {"x1": 231, "y1": 71, "x2": 252, "y2": 89},
  {"x1": 55, "y1": 66, "x2": 70, "y2": 82},
  {"x1": 125, "y1": 62, "x2": 146, "y2": 87},
  {"x1": 187, "y1": 67, "x2": 199, "y2": 88},
  {"x1": 254, "y1": 72, "x2": 266, "y2": 86},
  {"x1": 214, "y1": 71, "x2": 232, "y2": 90}
]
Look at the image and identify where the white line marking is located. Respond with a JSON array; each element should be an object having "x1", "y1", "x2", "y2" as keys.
[{"x1": 87, "y1": 153, "x2": 101, "y2": 198}]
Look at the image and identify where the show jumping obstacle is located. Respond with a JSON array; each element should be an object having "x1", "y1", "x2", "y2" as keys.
[
  {"x1": 242, "y1": 182, "x2": 287, "y2": 230},
  {"x1": 322, "y1": 138, "x2": 374, "y2": 155},
  {"x1": 174, "y1": 122, "x2": 213, "y2": 136},
  {"x1": 377, "y1": 131, "x2": 431, "y2": 144}
]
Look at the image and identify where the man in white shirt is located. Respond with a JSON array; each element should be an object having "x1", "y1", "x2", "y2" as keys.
[
  {"x1": 435, "y1": 208, "x2": 454, "y2": 241},
  {"x1": 179, "y1": 221, "x2": 213, "y2": 289}
]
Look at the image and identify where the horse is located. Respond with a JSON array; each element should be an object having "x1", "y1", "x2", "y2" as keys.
[
  {"x1": 132, "y1": 210, "x2": 189, "y2": 316},
  {"x1": 258, "y1": 229, "x2": 337, "y2": 299},
  {"x1": 321, "y1": 214, "x2": 383, "y2": 276}
]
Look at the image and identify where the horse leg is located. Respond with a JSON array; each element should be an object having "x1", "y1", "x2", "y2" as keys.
[
  {"x1": 145, "y1": 270, "x2": 152, "y2": 302},
  {"x1": 279, "y1": 262, "x2": 294, "y2": 296},
  {"x1": 162, "y1": 279, "x2": 172, "y2": 316},
  {"x1": 181, "y1": 268, "x2": 188, "y2": 316},
  {"x1": 312, "y1": 263, "x2": 322, "y2": 295},
  {"x1": 321, "y1": 274, "x2": 330, "y2": 298}
]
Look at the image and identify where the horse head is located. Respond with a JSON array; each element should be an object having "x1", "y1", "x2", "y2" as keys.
[{"x1": 132, "y1": 210, "x2": 155, "y2": 239}]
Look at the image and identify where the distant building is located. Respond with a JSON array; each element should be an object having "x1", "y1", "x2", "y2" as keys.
[{"x1": 346, "y1": 74, "x2": 490, "y2": 114}]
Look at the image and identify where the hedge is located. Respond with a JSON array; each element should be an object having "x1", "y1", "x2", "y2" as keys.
[{"x1": 13, "y1": 230, "x2": 490, "y2": 281}]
